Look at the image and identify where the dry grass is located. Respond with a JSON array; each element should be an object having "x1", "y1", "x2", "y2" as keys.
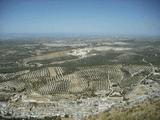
[
  {"x1": 23, "y1": 51, "x2": 67, "y2": 63},
  {"x1": 87, "y1": 99, "x2": 160, "y2": 120}
]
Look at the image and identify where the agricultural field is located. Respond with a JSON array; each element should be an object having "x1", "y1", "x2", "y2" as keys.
[{"x1": 0, "y1": 36, "x2": 160, "y2": 120}]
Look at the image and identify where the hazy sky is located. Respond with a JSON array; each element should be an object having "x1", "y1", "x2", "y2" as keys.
[{"x1": 0, "y1": 0, "x2": 160, "y2": 35}]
